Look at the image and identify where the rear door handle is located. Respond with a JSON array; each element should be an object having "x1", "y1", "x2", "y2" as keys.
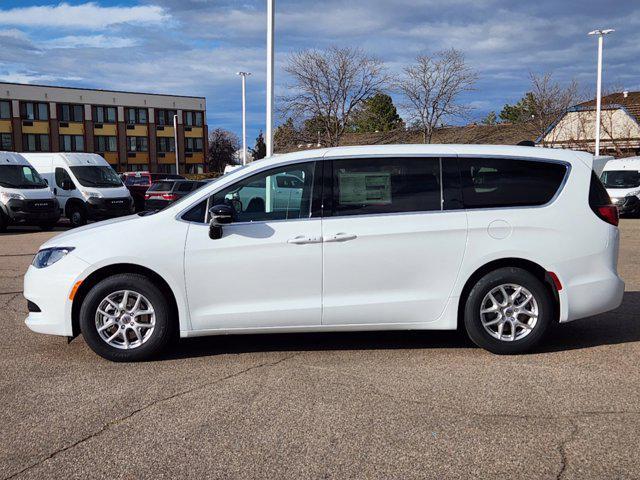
[
  {"x1": 324, "y1": 233, "x2": 357, "y2": 243},
  {"x1": 288, "y1": 235, "x2": 322, "y2": 245}
]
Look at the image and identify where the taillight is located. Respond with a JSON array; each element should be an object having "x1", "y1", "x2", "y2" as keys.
[
  {"x1": 144, "y1": 194, "x2": 150, "y2": 200},
  {"x1": 162, "y1": 194, "x2": 177, "y2": 201},
  {"x1": 594, "y1": 205, "x2": 619, "y2": 226}
]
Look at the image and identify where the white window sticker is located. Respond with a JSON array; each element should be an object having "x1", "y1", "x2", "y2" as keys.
[{"x1": 338, "y1": 172, "x2": 392, "y2": 205}]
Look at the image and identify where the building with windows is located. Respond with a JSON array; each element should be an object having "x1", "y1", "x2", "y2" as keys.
[{"x1": 0, "y1": 82, "x2": 208, "y2": 174}]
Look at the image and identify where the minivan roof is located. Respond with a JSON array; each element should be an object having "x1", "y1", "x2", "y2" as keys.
[
  {"x1": 0, "y1": 151, "x2": 32, "y2": 167},
  {"x1": 21, "y1": 152, "x2": 111, "y2": 167},
  {"x1": 602, "y1": 156, "x2": 640, "y2": 170}
]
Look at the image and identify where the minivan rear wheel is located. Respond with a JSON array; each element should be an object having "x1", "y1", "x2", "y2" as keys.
[
  {"x1": 464, "y1": 267, "x2": 553, "y2": 354},
  {"x1": 79, "y1": 273, "x2": 173, "y2": 361}
]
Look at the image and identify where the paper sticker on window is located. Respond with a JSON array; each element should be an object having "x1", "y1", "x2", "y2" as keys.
[{"x1": 338, "y1": 172, "x2": 392, "y2": 205}]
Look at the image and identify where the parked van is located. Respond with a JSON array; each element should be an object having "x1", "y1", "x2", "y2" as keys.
[
  {"x1": 23, "y1": 153, "x2": 133, "y2": 227},
  {"x1": 600, "y1": 156, "x2": 640, "y2": 217},
  {"x1": 24, "y1": 145, "x2": 624, "y2": 361},
  {"x1": 0, "y1": 151, "x2": 60, "y2": 232}
]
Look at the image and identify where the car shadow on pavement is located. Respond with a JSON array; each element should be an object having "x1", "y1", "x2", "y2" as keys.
[{"x1": 159, "y1": 291, "x2": 640, "y2": 360}]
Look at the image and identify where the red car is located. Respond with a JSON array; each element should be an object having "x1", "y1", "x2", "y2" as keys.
[{"x1": 121, "y1": 171, "x2": 185, "y2": 211}]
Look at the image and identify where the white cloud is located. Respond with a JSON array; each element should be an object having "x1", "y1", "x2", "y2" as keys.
[
  {"x1": 0, "y1": 72, "x2": 83, "y2": 84},
  {"x1": 0, "y1": 2, "x2": 169, "y2": 29},
  {"x1": 43, "y1": 35, "x2": 138, "y2": 49}
]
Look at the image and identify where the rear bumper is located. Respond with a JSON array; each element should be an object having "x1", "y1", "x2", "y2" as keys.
[{"x1": 23, "y1": 254, "x2": 89, "y2": 337}]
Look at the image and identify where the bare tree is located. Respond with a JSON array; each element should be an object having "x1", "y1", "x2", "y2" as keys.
[
  {"x1": 207, "y1": 128, "x2": 239, "y2": 173},
  {"x1": 282, "y1": 47, "x2": 388, "y2": 147},
  {"x1": 397, "y1": 49, "x2": 478, "y2": 143},
  {"x1": 526, "y1": 73, "x2": 580, "y2": 140}
]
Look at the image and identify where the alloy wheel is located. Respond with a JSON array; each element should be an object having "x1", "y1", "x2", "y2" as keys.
[
  {"x1": 479, "y1": 284, "x2": 538, "y2": 342},
  {"x1": 95, "y1": 290, "x2": 156, "y2": 350}
]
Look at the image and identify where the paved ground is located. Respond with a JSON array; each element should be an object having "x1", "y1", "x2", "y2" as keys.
[{"x1": 1, "y1": 220, "x2": 639, "y2": 480}]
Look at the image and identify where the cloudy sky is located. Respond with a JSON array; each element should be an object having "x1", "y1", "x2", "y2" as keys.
[{"x1": 0, "y1": 0, "x2": 637, "y2": 143}]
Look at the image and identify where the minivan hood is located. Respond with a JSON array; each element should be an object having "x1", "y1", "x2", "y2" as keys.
[
  {"x1": 41, "y1": 214, "x2": 138, "y2": 249},
  {"x1": 1, "y1": 187, "x2": 54, "y2": 200},
  {"x1": 78, "y1": 186, "x2": 130, "y2": 199}
]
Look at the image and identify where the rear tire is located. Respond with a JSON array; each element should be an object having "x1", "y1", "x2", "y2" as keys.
[
  {"x1": 68, "y1": 205, "x2": 87, "y2": 228},
  {"x1": 80, "y1": 273, "x2": 174, "y2": 362},
  {"x1": 464, "y1": 267, "x2": 553, "y2": 355},
  {"x1": 0, "y1": 213, "x2": 6, "y2": 232}
]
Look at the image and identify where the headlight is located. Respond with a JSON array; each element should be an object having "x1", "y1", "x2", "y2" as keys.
[
  {"x1": 81, "y1": 190, "x2": 103, "y2": 200},
  {"x1": 32, "y1": 247, "x2": 75, "y2": 269},
  {"x1": 0, "y1": 192, "x2": 25, "y2": 203}
]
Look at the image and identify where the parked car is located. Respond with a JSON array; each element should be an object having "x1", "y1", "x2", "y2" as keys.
[
  {"x1": 121, "y1": 171, "x2": 185, "y2": 212},
  {"x1": 144, "y1": 180, "x2": 204, "y2": 210},
  {"x1": 600, "y1": 156, "x2": 640, "y2": 217},
  {"x1": 0, "y1": 151, "x2": 60, "y2": 231},
  {"x1": 24, "y1": 145, "x2": 624, "y2": 361},
  {"x1": 23, "y1": 153, "x2": 133, "y2": 228}
]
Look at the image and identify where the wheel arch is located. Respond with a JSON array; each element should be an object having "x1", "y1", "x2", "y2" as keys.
[
  {"x1": 71, "y1": 263, "x2": 180, "y2": 338},
  {"x1": 64, "y1": 197, "x2": 87, "y2": 218},
  {"x1": 456, "y1": 257, "x2": 560, "y2": 328}
]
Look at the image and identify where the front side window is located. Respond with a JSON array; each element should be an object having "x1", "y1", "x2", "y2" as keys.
[
  {"x1": 0, "y1": 165, "x2": 47, "y2": 189},
  {"x1": 459, "y1": 157, "x2": 568, "y2": 209},
  {"x1": 55, "y1": 167, "x2": 74, "y2": 189},
  {"x1": 331, "y1": 157, "x2": 441, "y2": 216},
  {"x1": 70, "y1": 166, "x2": 123, "y2": 188},
  {"x1": 601, "y1": 170, "x2": 640, "y2": 189}
]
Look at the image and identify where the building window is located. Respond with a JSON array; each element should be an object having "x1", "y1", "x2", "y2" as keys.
[
  {"x1": 127, "y1": 136, "x2": 148, "y2": 152},
  {"x1": 93, "y1": 106, "x2": 117, "y2": 124},
  {"x1": 60, "y1": 134, "x2": 84, "y2": 152},
  {"x1": 126, "y1": 163, "x2": 147, "y2": 172},
  {"x1": 156, "y1": 109, "x2": 177, "y2": 126},
  {"x1": 184, "y1": 111, "x2": 203, "y2": 127},
  {"x1": 157, "y1": 137, "x2": 175, "y2": 153},
  {"x1": 0, "y1": 101, "x2": 11, "y2": 119},
  {"x1": 186, "y1": 164, "x2": 204, "y2": 174},
  {"x1": 95, "y1": 135, "x2": 117, "y2": 152},
  {"x1": 1, "y1": 133, "x2": 12, "y2": 150},
  {"x1": 22, "y1": 134, "x2": 50, "y2": 152},
  {"x1": 157, "y1": 164, "x2": 177, "y2": 174},
  {"x1": 20, "y1": 102, "x2": 49, "y2": 121},
  {"x1": 185, "y1": 137, "x2": 204, "y2": 153},
  {"x1": 58, "y1": 104, "x2": 84, "y2": 123},
  {"x1": 126, "y1": 108, "x2": 148, "y2": 125}
]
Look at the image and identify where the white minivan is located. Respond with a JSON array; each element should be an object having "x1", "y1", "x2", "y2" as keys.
[
  {"x1": 600, "y1": 156, "x2": 640, "y2": 217},
  {"x1": 23, "y1": 145, "x2": 625, "y2": 361},
  {"x1": 23, "y1": 153, "x2": 133, "y2": 227},
  {"x1": 0, "y1": 151, "x2": 60, "y2": 231}
]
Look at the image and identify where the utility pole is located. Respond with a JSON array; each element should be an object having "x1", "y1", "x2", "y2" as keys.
[
  {"x1": 266, "y1": 0, "x2": 275, "y2": 157},
  {"x1": 588, "y1": 28, "x2": 615, "y2": 156},
  {"x1": 237, "y1": 72, "x2": 251, "y2": 165},
  {"x1": 173, "y1": 114, "x2": 180, "y2": 174}
]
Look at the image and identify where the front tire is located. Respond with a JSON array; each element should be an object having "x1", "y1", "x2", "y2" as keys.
[
  {"x1": 68, "y1": 205, "x2": 87, "y2": 228},
  {"x1": 463, "y1": 267, "x2": 553, "y2": 355},
  {"x1": 79, "y1": 274, "x2": 174, "y2": 362}
]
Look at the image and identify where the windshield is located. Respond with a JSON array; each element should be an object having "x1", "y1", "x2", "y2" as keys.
[
  {"x1": 601, "y1": 170, "x2": 640, "y2": 189},
  {"x1": 70, "y1": 166, "x2": 123, "y2": 188},
  {"x1": 0, "y1": 165, "x2": 47, "y2": 189},
  {"x1": 148, "y1": 181, "x2": 175, "y2": 192}
]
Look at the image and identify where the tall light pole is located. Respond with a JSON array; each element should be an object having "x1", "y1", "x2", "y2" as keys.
[
  {"x1": 237, "y1": 72, "x2": 251, "y2": 166},
  {"x1": 588, "y1": 28, "x2": 615, "y2": 156},
  {"x1": 172, "y1": 114, "x2": 180, "y2": 174},
  {"x1": 266, "y1": 0, "x2": 275, "y2": 157}
]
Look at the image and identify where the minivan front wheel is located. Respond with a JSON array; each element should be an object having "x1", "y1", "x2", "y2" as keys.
[
  {"x1": 80, "y1": 273, "x2": 173, "y2": 361},
  {"x1": 464, "y1": 267, "x2": 553, "y2": 354}
]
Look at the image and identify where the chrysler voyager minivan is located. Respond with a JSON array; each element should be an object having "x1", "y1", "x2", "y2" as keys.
[{"x1": 24, "y1": 145, "x2": 624, "y2": 361}]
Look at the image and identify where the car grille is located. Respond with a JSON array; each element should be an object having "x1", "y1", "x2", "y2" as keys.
[
  {"x1": 25, "y1": 200, "x2": 55, "y2": 212},
  {"x1": 106, "y1": 198, "x2": 129, "y2": 210}
]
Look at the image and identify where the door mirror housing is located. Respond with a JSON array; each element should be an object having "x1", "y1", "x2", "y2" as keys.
[{"x1": 209, "y1": 204, "x2": 234, "y2": 239}]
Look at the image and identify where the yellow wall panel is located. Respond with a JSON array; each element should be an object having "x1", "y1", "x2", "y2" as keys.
[
  {"x1": 185, "y1": 127, "x2": 203, "y2": 138},
  {"x1": 102, "y1": 152, "x2": 119, "y2": 165},
  {"x1": 95, "y1": 124, "x2": 117, "y2": 136},
  {"x1": 125, "y1": 125, "x2": 148, "y2": 136},
  {"x1": 158, "y1": 153, "x2": 176, "y2": 164},
  {"x1": 186, "y1": 153, "x2": 204, "y2": 164},
  {"x1": 0, "y1": 120, "x2": 11, "y2": 133},
  {"x1": 156, "y1": 127, "x2": 175, "y2": 138},
  {"x1": 22, "y1": 121, "x2": 49, "y2": 134},
  {"x1": 59, "y1": 122, "x2": 84, "y2": 135},
  {"x1": 127, "y1": 152, "x2": 150, "y2": 164}
]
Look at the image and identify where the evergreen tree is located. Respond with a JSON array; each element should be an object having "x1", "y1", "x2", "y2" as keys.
[
  {"x1": 251, "y1": 131, "x2": 267, "y2": 160},
  {"x1": 352, "y1": 93, "x2": 403, "y2": 132}
]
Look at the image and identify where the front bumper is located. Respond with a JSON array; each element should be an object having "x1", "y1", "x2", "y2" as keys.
[
  {"x1": 3, "y1": 198, "x2": 60, "y2": 224},
  {"x1": 611, "y1": 196, "x2": 640, "y2": 215},
  {"x1": 24, "y1": 254, "x2": 90, "y2": 337},
  {"x1": 86, "y1": 197, "x2": 134, "y2": 220}
]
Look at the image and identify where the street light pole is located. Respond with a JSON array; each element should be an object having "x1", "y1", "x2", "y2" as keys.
[
  {"x1": 173, "y1": 114, "x2": 180, "y2": 174},
  {"x1": 266, "y1": 0, "x2": 275, "y2": 157},
  {"x1": 237, "y1": 72, "x2": 251, "y2": 166},
  {"x1": 588, "y1": 28, "x2": 615, "y2": 156}
]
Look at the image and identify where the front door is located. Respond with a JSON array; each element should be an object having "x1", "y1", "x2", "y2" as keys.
[
  {"x1": 322, "y1": 156, "x2": 468, "y2": 326},
  {"x1": 184, "y1": 161, "x2": 323, "y2": 331}
]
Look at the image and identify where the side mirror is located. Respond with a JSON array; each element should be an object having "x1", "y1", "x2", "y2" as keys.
[
  {"x1": 43, "y1": 178, "x2": 48, "y2": 186},
  {"x1": 208, "y1": 204, "x2": 234, "y2": 240},
  {"x1": 61, "y1": 179, "x2": 75, "y2": 191}
]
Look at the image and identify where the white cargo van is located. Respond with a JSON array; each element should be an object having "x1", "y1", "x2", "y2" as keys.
[
  {"x1": 600, "y1": 156, "x2": 640, "y2": 217},
  {"x1": 0, "y1": 151, "x2": 60, "y2": 231},
  {"x1": 23, "y1": 153, "x2": 133, "y2": 227}
]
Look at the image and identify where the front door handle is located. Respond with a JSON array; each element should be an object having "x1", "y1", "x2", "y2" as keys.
[
  {"x1": 324, "y1": 233, "x2": 358, "y2": 243},
  {"x1": 288, "y1": 235, "x2": 322, "y2": 245}
]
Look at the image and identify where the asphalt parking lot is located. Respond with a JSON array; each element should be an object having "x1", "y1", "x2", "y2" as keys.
[{"x1": 1, "y1": 220, "x2": 639, "y2": 480}]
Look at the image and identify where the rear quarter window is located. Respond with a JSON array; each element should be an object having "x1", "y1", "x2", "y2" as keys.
[
  {"x1": 148, "y1": 181, "x2": 175, "y2": 192},
  {"x1": 459, "y1": 157, "x2": 568, "y2": 209}
]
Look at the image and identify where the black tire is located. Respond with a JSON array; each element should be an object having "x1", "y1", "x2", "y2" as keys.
[
  {"x1": 68, "y1": 205, "x2": 87, "y2": 228},
  {"x1": 463, "y1": 267, "x2": 553, "y2": 355},
  {"x1": 79, "y1": 273, "x2": 174, "y2": 362},
  {"x1": 0, "y1": 212, "x2": 6, "y2": 232}
]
